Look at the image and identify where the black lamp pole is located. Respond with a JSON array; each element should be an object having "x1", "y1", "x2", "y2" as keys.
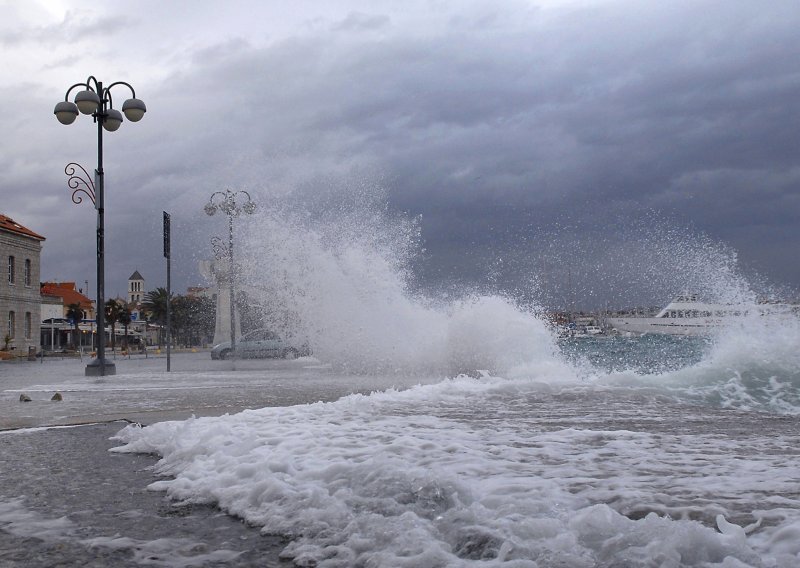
[{"x1": 55, "y1": 76, "x2": 146, "y2": 376}]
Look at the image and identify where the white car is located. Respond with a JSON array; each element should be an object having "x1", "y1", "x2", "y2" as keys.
[{"x1": 210, "y1": 329, "x2": 310, "y2": 360}]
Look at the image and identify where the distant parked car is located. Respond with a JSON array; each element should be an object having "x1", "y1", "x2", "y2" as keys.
[{"x1": 210, "y1": 329, "x2": 310, "y2": 360}]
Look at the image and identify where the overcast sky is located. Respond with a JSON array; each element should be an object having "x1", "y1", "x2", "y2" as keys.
[{"x1": 1, "y1": 0, "x2": 798, "y2": 309}]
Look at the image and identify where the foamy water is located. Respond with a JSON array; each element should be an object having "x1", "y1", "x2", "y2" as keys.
[
  {"x1": 112, "y1": 350, "x2": 800, "y2": 566},
  {"x1": 109, "y1": 297, "x2": 800, "y2": 566},
  {"x1": 110, "y1": 195, "x2": 800, "y2": 566}
]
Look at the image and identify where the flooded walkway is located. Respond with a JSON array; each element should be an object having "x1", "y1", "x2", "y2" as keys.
[
  {"x1": 0, "y1": 352, "x2": 434, "y2": 430},
  {"x1": 0, "y1": 353, "x2": 437, "y2": 566},
  {"x1": 0, "y1": 422, "x2": 289, "y2": 567}
]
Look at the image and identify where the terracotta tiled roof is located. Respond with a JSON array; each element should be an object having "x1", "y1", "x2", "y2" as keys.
[
  {"x1": 0, "y1": 214, "x2": 45, "y2": 241},
  {"x1": 40, "y1": 282, "x2": 93, "y2": 309}
]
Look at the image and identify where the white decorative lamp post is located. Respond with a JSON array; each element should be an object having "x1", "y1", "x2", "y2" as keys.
[{"x1": 204, "y1": 190, "x2": 256, "y2": 360}]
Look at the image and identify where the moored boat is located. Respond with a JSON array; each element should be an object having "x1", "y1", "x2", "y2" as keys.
[{"x1": 606, "y1": 294, "x2": 798, "y2": 336}]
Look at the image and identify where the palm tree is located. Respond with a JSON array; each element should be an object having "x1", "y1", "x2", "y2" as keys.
[
  {"x1": 118, "y1": 302, "x2": 133, "y2": 351},
  {"x1": 105, "y1": 299, "x2": 124, "y2": 352},
  {"x1": 141, "y1": 288, "x2": 171, "y2": 347},
  {"x1": 65, "y1": 303, "x2": 83, "y2": 350}
]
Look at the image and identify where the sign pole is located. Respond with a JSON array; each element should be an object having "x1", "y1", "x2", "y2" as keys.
[{"x1": 163, "y1": 211, "x2": 171, "y2": 372}]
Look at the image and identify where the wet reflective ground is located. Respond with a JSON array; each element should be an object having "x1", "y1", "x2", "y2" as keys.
[
  {"x1": 0, "y1": 422, "x2": 290, "y2": 567},
  {"x1": 0, "y1": 352, "x2": 439, "y2": 430},
  {"x1": 0, "y1": 352, "x2": 441, "y2": 566}
]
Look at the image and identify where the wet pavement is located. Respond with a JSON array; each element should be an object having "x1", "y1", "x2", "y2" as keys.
[
  {"x1": 0, "y1": 352, "x2": 437, "y2": 430},
  {"x1": 1, "y1": 422, "x2": 291, "y2": 567},
  {"x1": 0, "y1": 352, "x2": 439, "y2": 566}
]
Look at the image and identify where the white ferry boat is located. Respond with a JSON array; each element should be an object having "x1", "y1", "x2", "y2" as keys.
[{"x1": 606, "y1": 294, "x2": 798, "y2": 336}]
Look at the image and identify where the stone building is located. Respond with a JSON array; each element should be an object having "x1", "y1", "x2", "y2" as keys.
[
  {"x1": 0, "y1": 214, "x2": 45, "y2": 354},
  {"x1": 128, "y1": 270, "x2": 145, "y2": 305}
]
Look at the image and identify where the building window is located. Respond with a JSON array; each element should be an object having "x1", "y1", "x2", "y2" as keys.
[
  {"x1": 24, "y1": 259, "x2": 31, "y2": 287},
  {"x1": 7, "y1": 311, "x2": 15, "y2": 338},
  {"x1": 8, "y1": 256, "x2": 14, "y2": 284},
  {"x1": 24, "y1": 312, "x2": 31, "y2": 339}
]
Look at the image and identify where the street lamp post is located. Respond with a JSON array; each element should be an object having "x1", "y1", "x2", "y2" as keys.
[
  {"x1": 55, "y1": 76, "x2": 146, "y2": 376},
  {"x1": 205, "y1": 190, "x2": 256, "y2": 360}
]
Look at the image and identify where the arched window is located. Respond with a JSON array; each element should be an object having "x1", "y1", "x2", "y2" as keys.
[
  {"x1": 24, "y1": 312, "x2": 31, "y2": 339},
  {"x1": 7, "y1": 256, "x2": 14, "y2": 284},
  {"x1": 7, "y1": 311, "x2": 15, "y2": 338},
  {"x1": 24, "y1": 259, "x2": 31, "y2": 287}
]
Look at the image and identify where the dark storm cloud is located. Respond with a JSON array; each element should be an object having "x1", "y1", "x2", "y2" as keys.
[
  {"x1": 130, "y1": 1, "x2": 800, "y2": 299},
  {"x1": 3, "y1": 1, "x2": 798, "y2": 306}
]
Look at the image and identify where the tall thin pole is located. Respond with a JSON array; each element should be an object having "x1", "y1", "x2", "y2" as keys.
[
  {"x1": 94, "y1": 79, "x2": 108, "y2": 376},
  {"x1": 166, "y1": 257, "x2": 171, "y2": 370},
  {"x1": 228, "y1": 214, "x2": 236, "y2": 359},
  {"x1": 164, "y1": 211, "x2": 171, "y2": 371}
]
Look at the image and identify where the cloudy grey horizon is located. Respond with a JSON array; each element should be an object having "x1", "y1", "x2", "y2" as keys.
[{"x1": 1, "y1": 0, "x2": 798, "y2": 311}]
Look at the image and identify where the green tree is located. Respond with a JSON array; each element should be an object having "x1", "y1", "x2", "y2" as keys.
[
  {"x1": 140, "y1": 290, "x2": 217, "y2": 348},
  {"x1": 65, "y1": 303, "x2": 84, "y2": 350},
  {"x1": 141, "y1": 288, "x2": 171, "y2": 347},
  {"x1": 118, "y1": 302, "x2": 133, "y2": 350},
  {"x1": 172, "y1": 295, "x2": 216, "y2": 346},
  {"x1": 141, "y1": 288, "x2": 170, "y2": 323},
  {"x1": 105, "y1": 299, "x2": 123, "y2": 352},
  {"x1": 170, "y1": 295, "x2": 188, "y2": 347}
]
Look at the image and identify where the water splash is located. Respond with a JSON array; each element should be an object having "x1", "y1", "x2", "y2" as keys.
[
  {"x1": 231, "y1": 185, "x2": 798, "y2": 414},
  {"x1": 237, "y1": 185, "x2": 560, "y2": 376},
  {"x1": 529, "y1": 213, "x2": 764, "y2": 310},
  {"x1": 665, "y1": 311, "x2": 800, "y2": 414}
]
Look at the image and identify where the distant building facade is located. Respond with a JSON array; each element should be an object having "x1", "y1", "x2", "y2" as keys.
[
  {"x1": 39, "y1": 282, "x2": 96, "y2": 351},
  {"x1": 128, "y1": 270, "x2": 145, "y2": 305},
  {"x1": 127, "y1": 270, "x2": 145, "y2": 325},
  {"x1": 40, "y1": 282, "x2": 95, "y2": 320},
  {"x1": 0, "y1": 214, "x2": 45, "y2": 353},
  {"x1": 125, "y1": 270, "x2": 158, "y2": 346}
]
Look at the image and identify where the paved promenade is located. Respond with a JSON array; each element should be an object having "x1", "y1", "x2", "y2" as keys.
[
  {"x1": 0, "y1": 351, "x2": 432, "y2": 430},
  {"x1": 0, "y1": 352, "x2": 436, "y2": 567}
]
